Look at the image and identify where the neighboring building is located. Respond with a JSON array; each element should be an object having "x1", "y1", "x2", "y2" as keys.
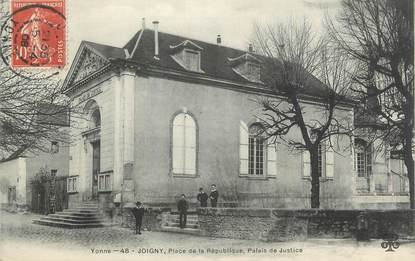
[
  {"x1": 352, "y1": 107, "x2": 410, "y2": 209},
  {"x1": 0, "y1": 104, "x2": 70, "y2": 211},
  {"x1": 62, "y1": 24, "x2": 408, "y2": 211},
  {"x1": 0, "y1": 141, "x2": 69, "y2": 210}
]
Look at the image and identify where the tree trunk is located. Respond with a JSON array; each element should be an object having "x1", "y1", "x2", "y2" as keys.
[
  {"x1": 310, "y1": 147, "x2": 320, "y2": 208},
  {"x1": 402, "y1": 89, "x2": 414, "y2": 209},
  {"x1": 403, "y1": 139, "x2": 414, "y2": 209}
]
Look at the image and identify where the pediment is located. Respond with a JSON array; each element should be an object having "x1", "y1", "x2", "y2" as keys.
[
  {"x1": 170, "y1": 40, "x2": 203, "y2": 52},
  {"x1": 63, "y1": 43, "x2": 111, "y2": 92},
  {"x1": 228, "y1": 53, "x2": 261, "y2": 66}
]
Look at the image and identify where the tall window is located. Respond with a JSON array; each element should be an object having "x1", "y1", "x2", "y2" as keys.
[
  {"x1": 355, "y1": 139, "x2": 372, "y2": 177},
  {"x1": 67, "y1": 176, "x2": 78, "y2": 193},
  {"x1": 172, "y1": 112, "x2": 197, "y2": 175},
  {"x1": 248, "y1": 124, "x2": 265, "y2": 175},
  {"x1": 302, "y1": 139, "x2": 335, "y2": 179}
]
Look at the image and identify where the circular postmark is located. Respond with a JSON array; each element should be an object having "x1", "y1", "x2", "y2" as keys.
[{"x1": 0, "y1": 3, "x2": 66, "y2": 80}]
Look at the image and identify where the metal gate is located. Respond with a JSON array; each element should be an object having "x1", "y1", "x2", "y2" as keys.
[{"x1": 31, "y1": 176, "x2": 68, "y2": 214}]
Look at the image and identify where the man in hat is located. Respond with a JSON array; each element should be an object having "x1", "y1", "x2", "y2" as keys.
[
  {"x1": 197, "y1": 187, "x2": 208, "y2": 207},
  {"x1": 209, "y1": 184, "x2": 219, "y2": 207},
  {"x1": 177, "y1": 194, "x2": 189, "y2": 228},
  {"x1": 131, "y1": 201, "x2": 145, "y2": 234}
]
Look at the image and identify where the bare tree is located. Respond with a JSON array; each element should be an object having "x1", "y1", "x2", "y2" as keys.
[
  {"x1": 253, "y1": 19, "x2": 355, "y2": 208},
  {"x1": 0, "y1": 1, "x2": 80, "y2": 162},
  {"x1": 327, "y1": 0, "x2": 414, "y2": 208},
  {"x1": 0, "y1": 68, "x2": 72, "y2": 161}
]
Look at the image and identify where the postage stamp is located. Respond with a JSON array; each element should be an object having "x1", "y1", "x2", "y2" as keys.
[{"x1": 10, "y1": 0, "x2": 65, "y2": 68}]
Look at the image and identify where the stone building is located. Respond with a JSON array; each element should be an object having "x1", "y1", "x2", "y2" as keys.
[{"x1": 62, "y1": 23, "x2": 409, "y2": 211}]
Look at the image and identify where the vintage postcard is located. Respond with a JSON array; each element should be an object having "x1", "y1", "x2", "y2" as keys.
[{"x1": 0, "y1": 0, "x2": 414, "y2": 261}]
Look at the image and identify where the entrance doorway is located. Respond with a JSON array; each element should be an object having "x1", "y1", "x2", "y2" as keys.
[
  {"x1": 8, "y1": 186, "x2": 16, "y2": 206},
  {"x1": 92, "y1": 140, "x2": 100, "y2": 199}
]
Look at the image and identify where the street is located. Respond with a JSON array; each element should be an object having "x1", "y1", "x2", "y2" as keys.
[{"x1": 1, "y1": 210, "x2": 414, "y2": 261}]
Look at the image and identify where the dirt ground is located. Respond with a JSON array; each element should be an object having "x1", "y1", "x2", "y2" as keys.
[{"x1": 1, "y1": 210, "x2": 414, "y2": 261}]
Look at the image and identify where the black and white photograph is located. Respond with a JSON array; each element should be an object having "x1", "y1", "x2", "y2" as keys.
[{"x1": 0, "y1": 0, "x2": 414, "y2": 260}]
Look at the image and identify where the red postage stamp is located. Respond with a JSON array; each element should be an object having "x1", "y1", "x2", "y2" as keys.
[{"x1": 10, "y1": 0, "x2": 66, "y2": 68}]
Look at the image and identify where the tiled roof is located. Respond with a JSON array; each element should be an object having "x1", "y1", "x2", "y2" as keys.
[
  {"x1": 83, "y1": 41, "x2": 126, "y2": 60},
  {"x1": 123, "y1": 30, "x2": 258, "y2": 85},
  {"x1": 81, "y1": 29, "x2": 342, "y2": 100}
]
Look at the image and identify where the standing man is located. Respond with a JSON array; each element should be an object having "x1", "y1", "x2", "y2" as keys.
[
  {"x1": 197, "y1": 187, "x2": 208, "y2": 207},
  {"x1": 177, "y1": 194, "x2": 188, "y2": 229},
  {"x1": 131, "y1": 201, "x2": 145, "y2": 235},
  {"x1": 209, "y1": 184, "x2": 219, "y2": 207}
]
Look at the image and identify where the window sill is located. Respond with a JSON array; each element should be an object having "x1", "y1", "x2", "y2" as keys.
[
  {"x1": 239, "y1": 175, "x2": 276, "y2": 180},
  {"x1": 98, "y1": 190, "x2": 112, "y2": 193},
  {"x1": 172, "y1": 173, "x2": 199, "y2": 178},
  {"x1": 355, "y1": 192, "x2": 409, "y2": 196},
  {"x1": 301, "y1": 177, "x2": 334, "y2": 181},
  {"x1": 67, "y1": 191, "x2": 78, "y2": 194}
]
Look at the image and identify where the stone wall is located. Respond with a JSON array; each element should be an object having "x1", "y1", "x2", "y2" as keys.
[
  {"x1": 197, "y1": 208, "x2": 415, "y2": 242},
  {"x1": 121, "y1": 208, "x2": 164, "y2": 232}
]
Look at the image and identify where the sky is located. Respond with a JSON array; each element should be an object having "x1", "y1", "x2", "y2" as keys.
[{"x1": 66, "y1": 0, "x2": 341, "y2": 64}]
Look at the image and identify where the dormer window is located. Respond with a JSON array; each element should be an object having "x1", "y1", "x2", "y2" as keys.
[
  {"x1": 247, "y1": 62, "x2": 260, "y2": 77},
  {"x1": 184, "y1": 50, "x2": 200, "y2": 71},
  {"x1": 228, "y1": 53, "x2": 262, "y2": 84},
  {"x1": 170, "y1": 40, "x2": 204, "y2": 73}
]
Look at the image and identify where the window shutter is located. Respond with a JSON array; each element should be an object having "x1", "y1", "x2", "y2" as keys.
[
  {"x1": 239, "y1": 121, "x2": 249, "y2": 175},
  {"x1": 267, "y1": 143, "x2": 277, "y2": 177},
  {"x1": 325, "y1": 139, "x2": 334, "y2": 179},
  {"x1": 302, "y1": 150, "x2": 310, "y2": 178}
]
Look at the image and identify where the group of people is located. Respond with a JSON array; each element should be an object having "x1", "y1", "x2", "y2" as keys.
[
  {"x1": 130, "y1": 184, "x2": 219, "y2": 234},
  {"x1": 177, "y1": 184, "x2": 219, "y2": 228}
]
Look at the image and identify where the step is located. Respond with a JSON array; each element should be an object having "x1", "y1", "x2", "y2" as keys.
[
  {"x1": 168, "y1": 216, "x2": 198, "y2": 222},
  {"x1": 33, "y1": 219, "x2": 104, "y2": 229},
  {"x1": 79, "y1": 203, "x2": 99, "y2": 206},
  {"x1": 166, "y1": 219, "x2": 199, "y2": 225},
  {"x1": 62, "y1": 211, "x2": 99, "y2": 216},
  {"x1": 165, "y1": 222, "x2": 199, "y2": 229},
  {"x1": 160, "y1": 225, "x2": 201, "y2": 235},
  {"x1": 40, "y1": 216, "x2": 104, "y2": 224},
  {"x1": 63, "y1": 209, "x2": 99, "y2": 213},
  {"x1": 72, "y1": 207, "x2": 99, "y2": 211},
  {"x1": 170, "y1": 210, "x2": 198, "y2": 215},
  {"x1": 50, "y1": 213, "x2": 102, "y2": 220}
]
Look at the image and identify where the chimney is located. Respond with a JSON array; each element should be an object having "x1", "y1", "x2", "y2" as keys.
[
  {"x1": 152, "y1": 20, "x2": 159, "y2": 59},
  {"x1": 217, "y1": 34, "x2": 221, "y2": 44},
  {"x1": 248, "y1": 43, "x2": 254, "y2": 52},
  {"x1": 142, "y1": 17, "x2": 146, "y2": 30}
]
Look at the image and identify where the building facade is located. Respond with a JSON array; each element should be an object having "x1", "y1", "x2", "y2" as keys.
[
  {"x1": 62, "y1": 27, "x2": 409, "y2": 210},
  {"x1": 0, "y1": 142, "x2": 69, "y2": 210}
]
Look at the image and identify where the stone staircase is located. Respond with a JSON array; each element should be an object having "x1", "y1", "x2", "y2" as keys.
[
  {"x1": 32, "y1": 202, "x2": 106, "y2": 229},
  {"x1": 160, "y1": 211, "x2": 201, "y2": 235}
]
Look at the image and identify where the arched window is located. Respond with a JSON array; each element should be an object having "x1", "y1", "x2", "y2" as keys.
[
  {"x1": 248, "y1": 123, "x2": 265, "y2": 175},
  {"x1": 172, "y1": 112, "x2": 197, "y2": 175},
  {"x1": 355, "y1": 139, "x2": 372, "y2": 177},
  {"x1": 91, "y1": 109, "x2": 101, "y2": 128},
  {"x1": 83, "y1": 100, "x2": 101, "y2": 130}
]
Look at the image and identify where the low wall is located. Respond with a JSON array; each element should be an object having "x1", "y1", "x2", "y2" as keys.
[{"x1": 197, "y1": 208, "x2": 415, "y2": 242}]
